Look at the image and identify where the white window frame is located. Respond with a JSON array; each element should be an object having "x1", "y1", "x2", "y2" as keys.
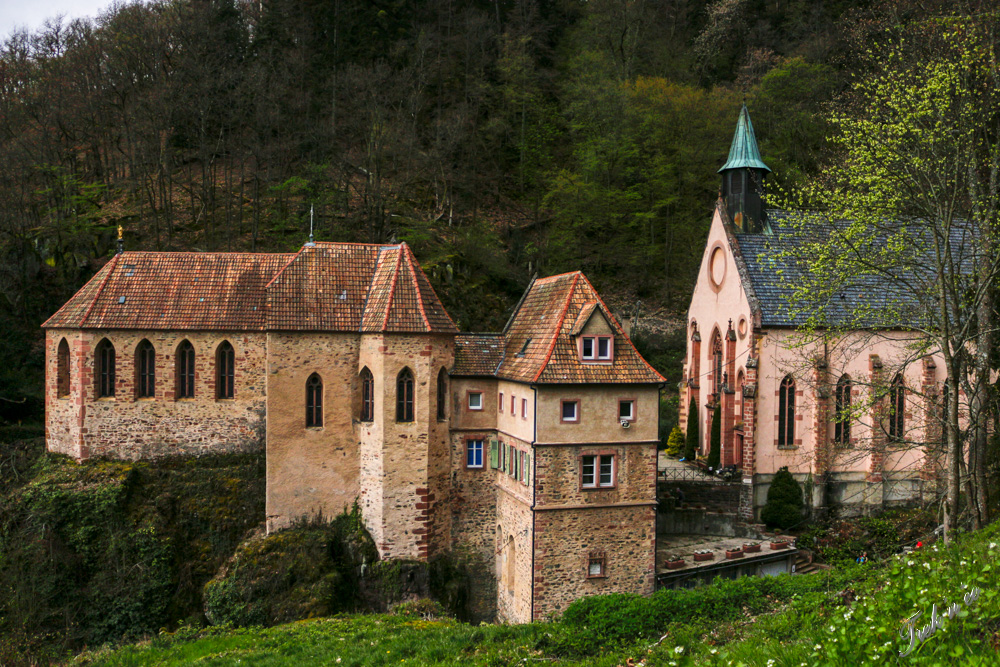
[{"x1": 466, "y1": 439, "x2": 484, "y2": 468}]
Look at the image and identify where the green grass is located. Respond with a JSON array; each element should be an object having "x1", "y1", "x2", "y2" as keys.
[{"x1": 72, "y1": 519, "x2": 1000, "y2": 667}]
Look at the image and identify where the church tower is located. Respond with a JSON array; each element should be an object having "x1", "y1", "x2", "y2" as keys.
[{"x1": 719, "y1": 104, "x2": 770, "y2": 233}]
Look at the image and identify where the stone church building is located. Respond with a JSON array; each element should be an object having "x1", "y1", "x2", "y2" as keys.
[
  {"x1": 681, "y1": 106, "x2": 937, "y2": 520},
  {"x1": 43, "y1": 241, "x2": 664, "y2": 623}
]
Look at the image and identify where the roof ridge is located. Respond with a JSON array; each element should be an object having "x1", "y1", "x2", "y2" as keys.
[
  {"x1": 503, "y1": 274, "x2": 537, "y2": 335},
  {"x1": 381, "y1": 247, "x2": 404, "y2": 331},
  {"x1": 357, "y1": 246, "x2": 380, "y2": 331},
  {"x1": 403, "y1": 244, "x2": 432, "y2": 331},
  {"x1": 532, "y1": 272, "x2": 580, "y2": 383},
  {"x1": 264, "y1": 246, "x2": 305, "y2": 289},
  {"x1": 535, "y1": 270, "x2": 581, "y2": 284},
  {"x1": 80, "y1": 254, "x2": 121, "y2": 327},
  {"x1": 578, "y1": 273, "x2": 666, "y2": 383}
]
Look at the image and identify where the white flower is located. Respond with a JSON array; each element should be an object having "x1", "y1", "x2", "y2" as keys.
[
  {"x1": 923, "y1": 562, "x2": 931, "y2": 569},
  {"x1": 710, "y1": 649, "x2": 718, "y2": 654},
  {"x1": 675, "y1": 646, "x2": 684, "y2": 654},
  {"x1": 961, "y1": 560, "x2": 967, "y2": 566},
  {"x1": 865, "y1": 616, "x2": 872, "y2": 622},
  {"x1": 830, "y1": 626, "x2": 836, "y2": 632},
  {"x1": 767, "y1": 660, "x2": 776, "y2": 667},
  {"x1": 815, "y1": 644, "x2": 822, "y2": 650},
  {"x1": 990, "y1": 542, "x2": 996, "y2": 549},
  {"x1": 907, "y1": 560, "x2": 915, "y2": 566}
]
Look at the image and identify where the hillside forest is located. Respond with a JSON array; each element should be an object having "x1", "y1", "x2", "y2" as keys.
[{"x1": 0, "y1": 0, "x2": 979, "y2": 421}]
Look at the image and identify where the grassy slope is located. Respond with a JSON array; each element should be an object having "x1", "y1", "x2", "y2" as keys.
[{"x1": 74, "y1": 521, "x2": 1000, "y2": 666}]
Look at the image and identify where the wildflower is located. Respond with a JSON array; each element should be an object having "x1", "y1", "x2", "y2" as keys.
[
  {"x1": 675, "y1": 646, "x2": 684, "y2": 654},
  {"x1": 990, "y1": 542, "x2": 996, "y2": 549},
  {"x1": 829, "y1": 626, "x2": 836, "y2": 632},
  {"x1": 710, "y1": 649, "x2": 718, "y2": 655},
  {"x1": 923, "y1": 562, "x2": 931, "y2": 570},
  {"x1": 767, "y1": 660, "x2": 776, "y2": 667},
  {"x1": 815, "y1": 644, "x2": 822, "y2": 650},
  {"x1": 907, "y1": 560, "x2": 915, "y2": 566},
  {"x1": 865, "y1": 617, "x2": 872, "y2": 622}
]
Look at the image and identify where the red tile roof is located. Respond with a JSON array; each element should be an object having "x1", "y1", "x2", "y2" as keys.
[
  {"x1": 453, "y1": 334, "x2": 505, "y2": 375},
  {"x1": 44, "y1": 242, "x2": 458, "y2": 334},
  {"x1": 452, "y1": 272, "x2": 665, "y2": 384}
]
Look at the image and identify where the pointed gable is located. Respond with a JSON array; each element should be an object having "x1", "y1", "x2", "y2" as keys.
[{"x1": 496, "y1": 272, "x2": 664, "y2": 384}]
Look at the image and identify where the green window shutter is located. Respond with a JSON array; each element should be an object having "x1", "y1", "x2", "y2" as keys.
[
  {"x1": 503, "y1": 443, "x2": 509, "y2": 473},
  {"x1": 489, "y1": 438, "x2": 499, "y2": 469},
  {"x1": 525, "y1": 454, "x2": 531, "y2": 483}
]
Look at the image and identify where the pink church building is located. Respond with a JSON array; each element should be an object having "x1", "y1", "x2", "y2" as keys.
[{"x1": 680, "y1": 107, "x2": 940, "y2": 519}]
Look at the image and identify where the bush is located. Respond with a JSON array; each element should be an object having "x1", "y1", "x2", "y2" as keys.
[
  {"x1": 665, "y1": 426, "x2": 684, "y2": 456},
  {"x1": 761, "y1": 466, "x2": 804, "y2": 530},
  {"x1": 684, "y1": 398, "x2": 699, "y2": 459},
  {"x1": 203, "y1": 506, "x2": 377, "y2": 627},
  {"x1": 707, "y1": 404, "x2": 721, "y2": 469}
]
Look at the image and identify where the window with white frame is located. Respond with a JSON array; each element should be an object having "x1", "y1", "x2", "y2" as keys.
[
  {"x1": 581, "y1": 453, "x2": 615, "y2": 488},
  {"x1": 468, "y1": 391, "x2": 483, "y2": 411},
  {"x1": 561, "y1": 400, "x2": 579, "y2": 423},
  {"x1": 581, "y1": 335, "x2": 612, "y2": 362},
  {"x1": 597, "y1": 337, "x2": 612, "y2": 359},
  {"x1": 466, "y1": 439, "x2": 484, "y2": 468},
  {"x1": 521, "y1": 397, "x2": 528, "y2": 419},
  {"x1": 619, "y1": 399, "x2": 635, "y2": 421}
]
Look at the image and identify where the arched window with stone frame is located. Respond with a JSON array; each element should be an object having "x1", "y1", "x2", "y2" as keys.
[
  {"x1": 711, "y1": 329, "x2": 723, "y2": 397},
  {"x1": 57, "y1": 338, "x2": 71, "y2": 398},
  {"x1": 135, "y1": 339, "x2": 156, "y2": 398},
  {"x1": 176, "y1": 340, "x2": 195, "y2": 399},
  {"x1": 396, "y1": 367, "x2": 414, "y2": 422},
  {"x1": 306, "y1": 373, "x2": 323, "y2": 427},
  {"x1": 216, "y1": 341, "x2": 235, "y2": 399},
  {"x1": 778, "y1": 375, "x2": 795, "y2": 447},
  {"x1": 95, "y1": 338, "x2": 116, "y2": 398},
  {"x1": 834, "y1": 374, "x2": 852, "y2": 446},
  {"x1": 359, "y1": 367, "x2": 374, "y2": 422},
  {"x1": 888, "y1": 374, "x2": 905, "y2": 441}
]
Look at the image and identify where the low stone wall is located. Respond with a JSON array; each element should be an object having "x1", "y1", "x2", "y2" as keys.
[
  {"x1": 658, "y1": 480, "x2": 741, "y2": 513},
  {"x1": 656, "y1": 508, "x2": 760, "y2": 538}
]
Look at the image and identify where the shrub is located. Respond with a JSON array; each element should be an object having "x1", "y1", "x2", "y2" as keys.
[
  {"x1": 761, "y1": 466, "x2": 804, "y2": 530},
  {"x1": 707, "y1": 404, "x2": 721, "y2": 469},
  {"x1": 665, "y1": 426, "x2": 684, "y2": 456},
  {"x1": 684, "y1": 399, "x2": 699, "y2": 459}
]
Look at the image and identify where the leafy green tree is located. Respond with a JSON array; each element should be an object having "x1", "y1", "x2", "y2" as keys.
[
  {"x1": 707, "y1": 404, "x2": 721, "y2": 470},
  {"x1": 684, "y1": 399, "x2": 699, "y2": 460},
  {"x1": 761, "y1": 466, "x2": 803, "y2": 530}
]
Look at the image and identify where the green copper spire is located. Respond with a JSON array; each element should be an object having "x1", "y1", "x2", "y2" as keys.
[{"x1": 718, "y1": 104, "x2": 771, "y2": 173}]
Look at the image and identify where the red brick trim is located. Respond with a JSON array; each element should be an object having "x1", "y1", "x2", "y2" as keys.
[{"x1": 560, "y1": 398, "x2": 580, "y2": 423}]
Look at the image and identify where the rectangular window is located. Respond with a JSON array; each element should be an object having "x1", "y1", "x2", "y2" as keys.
[
  {"x1": 511, "y1": 395, "x2": 515, "y2": 415},
  {"x1": 619, "y1": 399, "x2": 635, "y2": 421},
  {"x1": 519, "y1": 451, "x2": 526, "y2": 483},
  {"x1": 587, "y1": 554, "x2": 607, "y2": 579},
  {"x1": 582, "y1": 453, "x2": 615, "y2": 488},
  {"x1": 468, "y1": 391, "x2": 483, "y2": 411},
  {"x1": 597, "y1": 337, "x2": 612, "y2": 359},
  {"x1": 521, "y1": 398, "x2": 528, "y2": 419},
  {"x1": 466, "y1": 439, "x2": 484, "y2": 468},
  {"x1": 581, "y1": 337, "x2": 595, "y2": 359},
  {"x1": 499, "y1": 392, "x2": 504, "y2": 413},
  {"x1": 561, "y1": 400, "x2": 579, "y2": 423}
]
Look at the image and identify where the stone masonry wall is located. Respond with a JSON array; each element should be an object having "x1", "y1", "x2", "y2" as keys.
[{"x1": 46, "y1": 329, "x2": 267, "y2": 460}]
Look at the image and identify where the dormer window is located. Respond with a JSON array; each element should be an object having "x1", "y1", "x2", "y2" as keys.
[{"x1": 580, "y1": 335, "x2": 612, "y2": 362}]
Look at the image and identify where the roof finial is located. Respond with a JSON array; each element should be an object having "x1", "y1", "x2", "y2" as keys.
[
  {"x1": 306, "y1": 204, "x2": 315, "y2": 247},
  {"x1": 117, "y1": 225, "x2": 124, "y2": 255}
]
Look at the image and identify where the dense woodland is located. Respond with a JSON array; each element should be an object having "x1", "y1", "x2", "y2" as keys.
[{"x1": 0, "y1": 0, "x2": 976, "y2": 419}]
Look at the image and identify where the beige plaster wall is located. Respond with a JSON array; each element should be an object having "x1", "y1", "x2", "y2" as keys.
[
  {"x1": 266, "y1": 332, "x2": 361, "y2": 531},
  {"x1": 449, "y1": 377, "x2": 499, "y2": 432},
  {"x1": 496, "y1": 379, "x2": 535, "y2": 443},
  {"x1": 535, "y1": 385, "x2": 659, "y2": 445},
  {"x1": 46, "y1": 329, "x2": 267, "y2": 461}
]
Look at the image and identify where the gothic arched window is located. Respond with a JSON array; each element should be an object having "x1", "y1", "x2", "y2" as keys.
[
  {"x1": 57, "y1": 338, "x2": 70, "y2": 398},
  {"x1": 835, "y1": 375, "x2": 852, "y2": 446},
  {"x1": 711, "y1": 331, "x2": 723, "y2": 395},
  {"x1": 216, "y1": 341, "x2": 235, "y2": 399},
  {"x1": 306, "y1": 373, "x2": 323, "y2": 427},
  {"x1": 396, "y1": 368, "x2": 414, "y2": 422},
  {"x1": 95, "y1": 339, "x2": 116, "y2": 398},
  {"x1": 437, "y1": 367, "x2": 448, "y2": 420},
  {"x1": 888, "y1": 374, "x2": 905, "y2": 441},
  {"x1": 136, "y1": 340, "x2": 156, "y2": 398},
  {"x1": 177, "y1": 340, "x2": 195, "y2": 398},
  {"x1": 778, "y1": 375, "x2": 795, "y2": 447},
  {"x1": 360, "y1": 367, "x2": 374, "y2": 422}
]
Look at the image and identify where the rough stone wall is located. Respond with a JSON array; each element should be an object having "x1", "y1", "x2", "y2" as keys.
[
  {"x1": 495, "y1": 463, "x2": 533, "y2": 624},
  {"x1": 532, "y1": 504, "x2": 655, "y2": 620},
  {"x1": 46, "y1": 329, "x2": 266, "y2": 460},
  {"x1": 265, "y1": 332, "x2": 361, "y2": 532},
  {"x1": 534, "y1": 442, "x2": 656, "y2": 507}
]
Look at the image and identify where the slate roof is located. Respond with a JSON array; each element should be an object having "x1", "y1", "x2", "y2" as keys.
[
  {"x1": 734, "y1": 210, "x2": 978, "y2": 328},
  {"x1": 45, "y1": 242, "x2": 458, "y2": 334},
  {"x1": 719, "y1": 105, "x2": 771, "y2": 173},
  {"x1": 469, "y1": 272, "x2": 664, "y2": 385},
  {"x1": 453, "y1": 334, "x2": 505, "y2": 376}
]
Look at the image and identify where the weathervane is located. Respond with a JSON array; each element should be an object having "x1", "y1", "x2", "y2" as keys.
[{"x1": 306, "y1": 204, "x2": 315, "y2": 246}]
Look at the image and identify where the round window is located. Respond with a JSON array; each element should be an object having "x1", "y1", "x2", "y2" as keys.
[{"x1": 738, "y1": 316, "x2": 748, "y2": 339}]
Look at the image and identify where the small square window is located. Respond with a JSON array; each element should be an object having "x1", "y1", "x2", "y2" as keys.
[
  {"x1": 581, "y1": 337, "x2": 595, "y2": 359},
  {"x1": 619, "y1": 399, "x2": 635, "y2": 421},
  {"x1": 597, "y1": 337, "x2": 612, "y2": 359},
  {"x1": 468, "y1": 392, "x2": 483, "y2": 411},
  {"x1": 466, "y1": 439, "x2": 484, "y2": 468},
  {"x1": 561, "y1": 400, "x2": 579, "y2": 423},
  {"x1": 587, "y1": 554, "x2": 606, "y2": 579},
  {"x1": 521, "y1": 398, "x2": 528, "y2": 419}
]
